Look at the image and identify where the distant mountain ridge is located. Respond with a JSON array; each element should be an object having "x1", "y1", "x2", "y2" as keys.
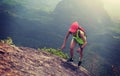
[
  {"x1": 0, "y1": 0, "x2": 61, "y2": 12},
  {"x1": 53, "y1": 0, "x2": 113, "y2": 34}
]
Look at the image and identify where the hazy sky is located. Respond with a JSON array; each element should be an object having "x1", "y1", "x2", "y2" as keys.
[{"x1": 101, "y1": 0, "x2": 120, "y2": 21}]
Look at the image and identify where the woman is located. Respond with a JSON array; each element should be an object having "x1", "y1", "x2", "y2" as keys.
[{"x1": 61, "y1": 21, "x2": 87, "y2": 66}]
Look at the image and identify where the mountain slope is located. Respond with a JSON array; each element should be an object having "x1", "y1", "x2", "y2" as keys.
[
  {"x1": 53, "y1": 0, "x2": 113, "y2": 34},
  {"x1": 0, "y1": 0, "x2": 61, "y2": 12},
  {"x1": 0, "y1": 43, "x2": 91, "y2": 76}
]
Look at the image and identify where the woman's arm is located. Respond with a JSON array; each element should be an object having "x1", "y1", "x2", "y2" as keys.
[{"x1": 61, "y1": 31, "x2": 70, "y2": 50}]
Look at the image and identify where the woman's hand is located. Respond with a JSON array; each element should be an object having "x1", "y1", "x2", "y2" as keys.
[{"x1": 60, "y1": 44, "x2": 65, "y2": 50}]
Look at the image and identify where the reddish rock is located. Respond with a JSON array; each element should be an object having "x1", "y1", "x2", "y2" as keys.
[{"x1": 0, "y1": 43, "x2": 91, "y2": 76}]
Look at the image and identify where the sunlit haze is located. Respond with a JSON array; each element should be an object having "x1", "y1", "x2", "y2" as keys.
[{"x1": 101, "y1": 0, "x2": 120, "y2": 21}]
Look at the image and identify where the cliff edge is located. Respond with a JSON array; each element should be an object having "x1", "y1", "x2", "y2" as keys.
[{"x1": 0, "y1": 43, "x2": 91, "y2": 76}]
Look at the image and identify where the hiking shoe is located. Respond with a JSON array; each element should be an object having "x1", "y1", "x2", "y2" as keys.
[
  {"x1": 78, "y1": 61, "x2": 82, "y2": 66},
  {"x1": 67, "y1": 58, "x2": 73, "y2": 62}
]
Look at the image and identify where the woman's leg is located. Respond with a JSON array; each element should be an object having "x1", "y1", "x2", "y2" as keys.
[
  {"x1": 77, "y1": 46, "x2": 83, "y2": 66},
  {"x1": 79, "y1": 48, "x2": 83, "y2": 61},
  {"x1": 70, "y1": 39, "x2": 76, "y2": 58},
  {"x1": 77, "y1": 46, "x2": 83, "y2": 61}
]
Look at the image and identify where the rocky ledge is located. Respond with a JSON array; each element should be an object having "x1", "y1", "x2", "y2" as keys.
[{"x1": 0, "y1": 43, "x2": 91, "y2": 76}]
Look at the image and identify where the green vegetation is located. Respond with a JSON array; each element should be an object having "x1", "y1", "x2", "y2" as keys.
[
  {"x1": 0, "y1": 37, "x2": 68, "y2": 60},
  {"x1": 0, "y1": 37, "x2": 68, "y2": 59},
  {"x1": 0, "y1": 37, "x2": 14, "y2": 45},
  {"x1": 38, "y1": 47, "x2": 68, "y2": 59}
]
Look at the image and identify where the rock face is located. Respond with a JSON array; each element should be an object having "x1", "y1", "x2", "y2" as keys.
[{"x1": 0, "y1": 43, "x2": 91, "y2": 76}]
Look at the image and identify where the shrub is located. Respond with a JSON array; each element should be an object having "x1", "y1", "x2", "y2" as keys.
[
  {"x1": 38, "y1": 47, "x2": 68, "y2": 59},
  {"x1": 0, "y1": 37, "x2": 14, "y2": 45}
]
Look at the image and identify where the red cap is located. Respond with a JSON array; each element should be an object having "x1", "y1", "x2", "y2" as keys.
[{"x1": 69, "y1": 21, "x2": 79, "y2": 33}]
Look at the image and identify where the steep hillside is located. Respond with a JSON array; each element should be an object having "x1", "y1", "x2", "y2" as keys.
[{"x1": 0, "y1": 43, "x2": 91, "y2": 76}]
